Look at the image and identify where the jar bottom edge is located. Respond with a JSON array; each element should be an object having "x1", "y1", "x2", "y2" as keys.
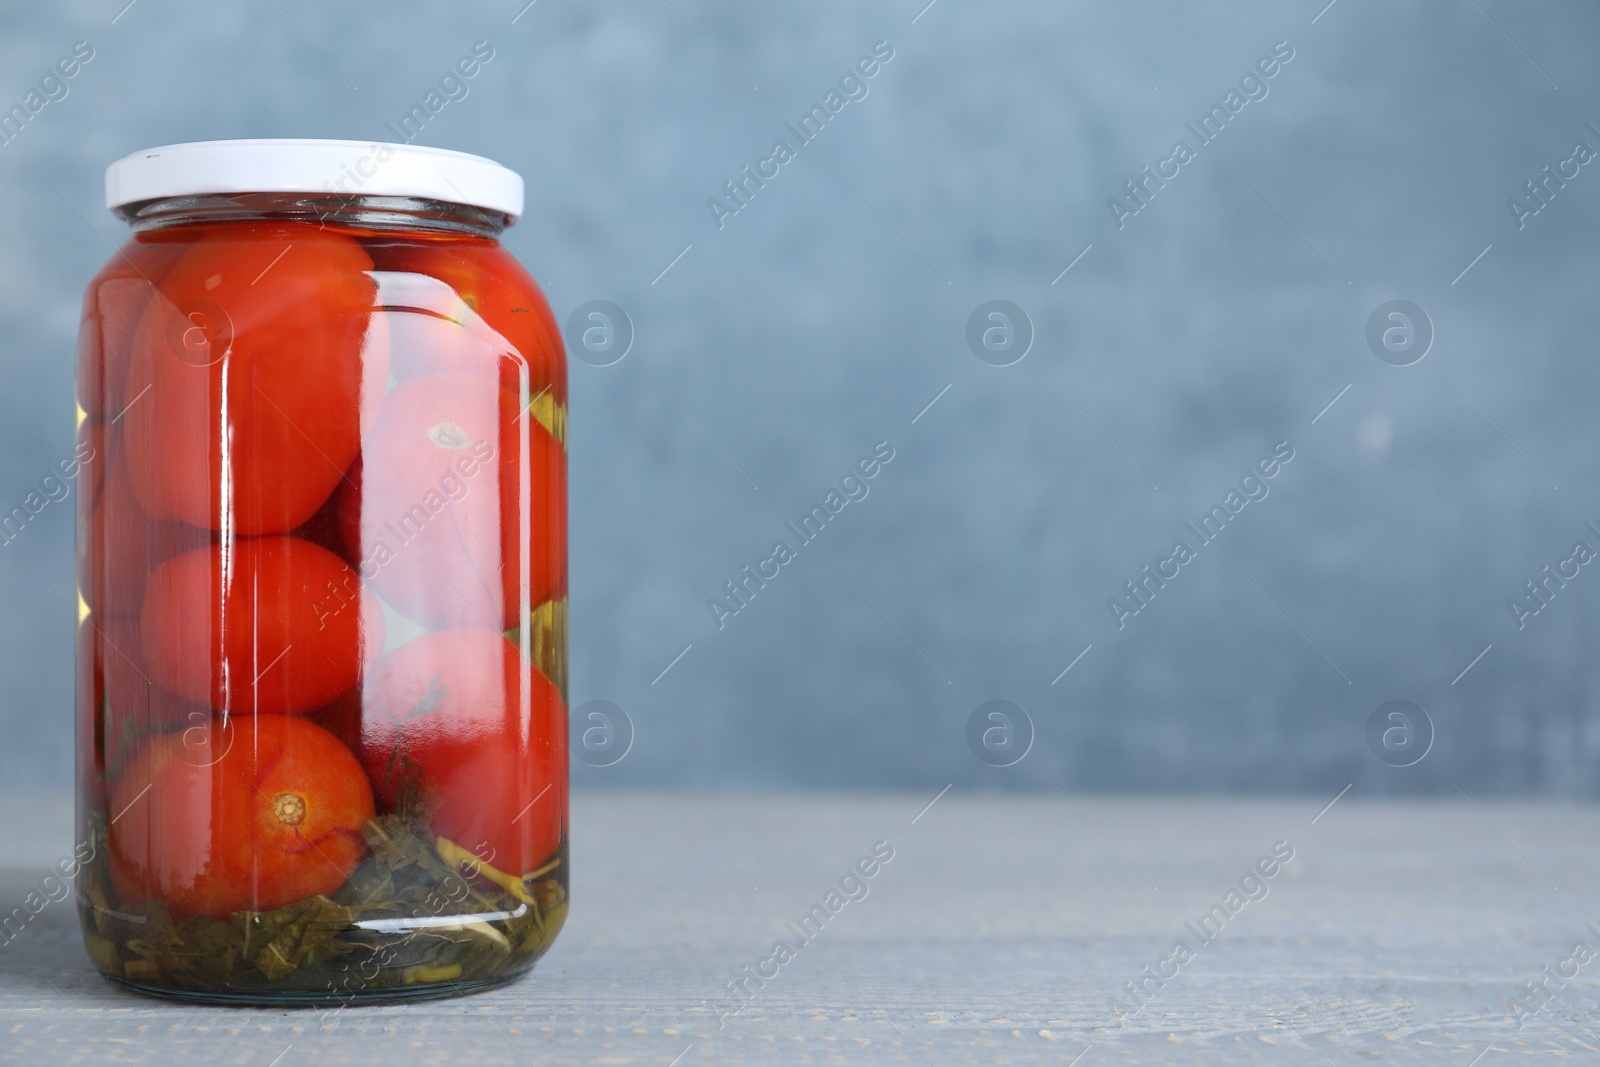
[{"x1": 104, "y1": 970, "x2": 527, "y2": 1008}]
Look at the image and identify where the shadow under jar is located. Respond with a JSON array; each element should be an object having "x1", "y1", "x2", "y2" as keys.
[{"x1": 74, "y1": 140, "x2": 568, "y2": 1005}]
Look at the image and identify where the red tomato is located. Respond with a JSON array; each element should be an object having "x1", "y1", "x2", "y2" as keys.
[
  {"x1": 122, "y1": 222, "x2": 388, "y2": 534},
  {"x1": 358, "y1": 627, "x2": 564, "y2": 881},
  {"x1": 365, "y1": 238, "x2": 564, "y2": 403},
  {"x1": 336, "y1": 373, "x2": 565, "y2": 629},
  {"x1": 141, "y1": 536, "x2": 384, "y2": 716},
  {"x1": 107, "y1": 714, "x2": 374, "y2": 920},
  {"x1": 75, "y1": 236, "x2": 187, "y2": 419},
  {"x1": 79, "y1": 456, "x2": 211, "y2": 619}
]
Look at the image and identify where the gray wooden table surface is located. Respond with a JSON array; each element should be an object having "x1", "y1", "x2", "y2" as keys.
[{"x1": 2, "y1": 790, "x2": 1597, "y2": 1065}]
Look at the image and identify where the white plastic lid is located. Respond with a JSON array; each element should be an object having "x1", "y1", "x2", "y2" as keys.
[{"x1": 105, "y1": 138, "x2": 524, "y2": 223}]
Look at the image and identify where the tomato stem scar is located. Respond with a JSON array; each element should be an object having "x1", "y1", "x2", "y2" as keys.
[
  {"x1": 427, "y1": 421, "x2": 472, "y2": 449},
  {"x1": 272, "y1": 792, "x2": 307, "y2": 827}
]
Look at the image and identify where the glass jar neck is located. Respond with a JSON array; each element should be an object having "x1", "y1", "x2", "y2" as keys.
[{"x1": 119, "y1": 192, "x2": 508, "y2": 238}]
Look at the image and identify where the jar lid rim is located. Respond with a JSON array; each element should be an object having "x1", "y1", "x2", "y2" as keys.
[{"x1": 105, "y1": 139, "x2": 524, "y2": 223}]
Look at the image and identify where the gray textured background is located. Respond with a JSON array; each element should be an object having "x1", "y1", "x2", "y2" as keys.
[{"x1": 2, "y1": 0, "x2": 1597, "y2": 794}]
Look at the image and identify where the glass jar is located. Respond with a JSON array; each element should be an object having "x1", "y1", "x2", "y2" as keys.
[{"x1": 73, "y1": 140, "x2": 568, "y2": 1004}]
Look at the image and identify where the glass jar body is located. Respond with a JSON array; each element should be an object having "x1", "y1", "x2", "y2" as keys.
[{"x1": 73, "y1": 196, "x2": 568, "y2": 1004}]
